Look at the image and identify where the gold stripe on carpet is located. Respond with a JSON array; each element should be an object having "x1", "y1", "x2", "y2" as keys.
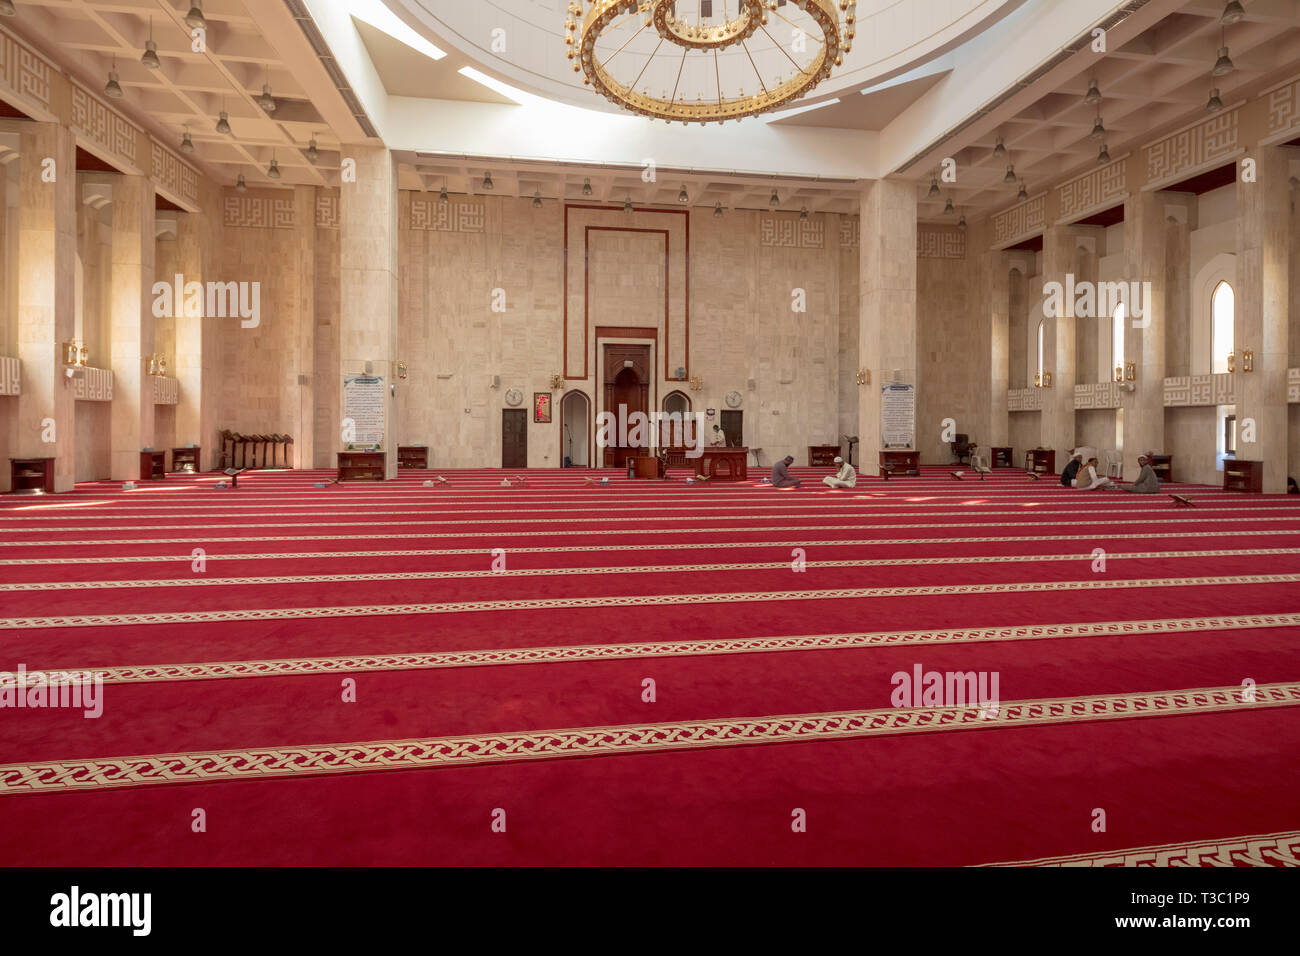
[
  {"x1": 980, "y1": 829, "x2": 1300, "y2": 867},
  {"x1": 2, "y1": 573, "x2": 1297, "y2": 629},
  {"x1": 3, "y1": 682, "x2": 1297, "y2": 796}
]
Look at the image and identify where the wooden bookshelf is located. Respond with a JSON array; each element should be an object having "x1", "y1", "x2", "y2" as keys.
[
  {"x1": 1148, "y1": 454, "x2": 1173, "y2": 483},
  {"x1": 140, "y1": 451, "x2": 166, "y2": 481},
  {"x1": 1025, "y1": 448, "x2": 1056, "y2": 475},
  {"x1": 1223, "y1": 459, "x2": 1262, "y2": 493},
  {"x1": 879, "y1": 450, "x2": 920, "y2": 477},
  {"x1": 397, "y1": 445, "x2": 428, "y2": 469},
  {"x1": 171, "y1": 447, "x2": 200, "y2": 472},
  {"x1": 10, "y1": 458, "x2": 54, "y2": 494},
  {"x1": 337, "y1": 451, "x2": 386, "y2": 481},
  {"x1": 808, "y1": 445, "x2": 840, "y2": 466}
]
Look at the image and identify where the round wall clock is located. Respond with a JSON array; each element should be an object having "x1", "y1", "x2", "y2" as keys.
[
  {"x1": 725, "y1": 390, "x2": 743, "y2": 408},
  {"x1": 504, "y1": 388, "x2": 523, "y2": 406}
]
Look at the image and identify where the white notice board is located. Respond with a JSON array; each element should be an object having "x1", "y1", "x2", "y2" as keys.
[
  {"x1": 880, "y1": 383, "x2": 915, "y2": 449},
  {"x1": 343, "y1": 375, "x2": 385, "y2": 447}
]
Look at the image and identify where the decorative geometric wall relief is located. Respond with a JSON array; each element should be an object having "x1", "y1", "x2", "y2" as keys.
[
  {"x1": 759, "y1": 213, "x2": 823, "y2": 248},
  {"x1": 1266, "y1": 77, "x2": 1300, "y2": 138},
  {"x1": 1288, "y1": 367, "x2": 1299, "y2": 403},
  {"x1": 0, "y1": 356, "x2": 19, "y2": 396},
  {"x1": 222, "y1": 195, "x2": 295, "y2": 229},
  {"x1": 992, "y1": 195, "x2": 1045, "y2": 246},
  {"x1": 409, "y1": 195, "x2": 485, "y2": 233},
  {"x1": 70, "y1": 82, "x2": 139, "y2": 167},
  {"x1": 151, "y1": 376, "x2": 178, "y2": 406},
  {"x1": 315, "y1": 193, "x2": 339, "y2": 229},
  {"x1": 917, "y1": 227, "x2": 965, "y2": 259},
  {"x1": 1073, "y1": 382, "x2": 1121, "y2": 410},
  {"x1": 1163, "y1": 373, "x2": 1236, "y2": 407},
  {"x1": 1058, "y1": 160, "x2": 1126, "y2": 221},
  {"x1": 73, "y1": 367, "x2": 113, "y2": 402},
  {"x1": 839, "y1": 216, "x2": 859, "y2": 247},
  {"x1": 0, "y1": 28, "x2": 53, "y2": 111},
  {"x1": 150, "y1": 140, "x2": 199, "y2": 206},
  {"x1": 1006, "y1": 387, "x2": 1042, "y2": 412},
  {"x1": 1146, "y1": 109, "x2": 1239, "y2": 184}
]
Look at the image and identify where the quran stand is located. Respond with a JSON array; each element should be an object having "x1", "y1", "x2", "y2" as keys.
[{"x1": 223, "y1": 467, "x2": 245, "y2": 489}]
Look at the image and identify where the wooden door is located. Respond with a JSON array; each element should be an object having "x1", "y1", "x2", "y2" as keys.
[
  {"x1": 720, "y1": 410, "x2": 743, "y2": 446},
  {"x1": 502, "y1": 409, "x2": 527, "y2": 468}
]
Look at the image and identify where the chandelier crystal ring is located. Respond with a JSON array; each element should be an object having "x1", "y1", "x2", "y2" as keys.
[{"x1": 567, "y1": 0, "x2": 854, "y2": 124}]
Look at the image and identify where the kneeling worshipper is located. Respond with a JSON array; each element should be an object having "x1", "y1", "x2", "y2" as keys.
[
  {"x1": 771, "y1": 455, "x2": 802, "y2": 488},
  {"x1": 1073, "y1": 457, "x2": 1117, "y2": 490},
  {"x1": 823, "y1": 456, "x2": 857, "y2": 489},
  {"x1": 1123, "y1": 454, "x2": 1160, "y2": 493},
  {"x1": 1060, "y1": 453, "x2": 1083, "y2": 487}
]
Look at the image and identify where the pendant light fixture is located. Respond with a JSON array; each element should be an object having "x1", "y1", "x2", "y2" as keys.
[
  {"x1": 582, "y1": 177, "x2": 592, "y2": 196},
  {"x1": 1083, "y1": 79, "x2": 1101, "y2": 105},
  {"x1": 957, "y1": 212, "x2": 967, "y2": 231},
  {"x1": 179, "y1": 130, "x2": 194, "y2": 154},
  {"x1": 624, "y1": 195, "x2": 633, "y2": 213},
  {"x1": 215, "y1": 109, "x2": 231, "y2": 136},
  {"x1": 267, "y1": 154, "x2": 280, "y2": 180},
  {"x1": 305, "y1": 137, "x2": 319, "y2": 164},
  {"x1": 677, "y1": 184, "x2": 689, "y2": 204},
  {"x1": 713, "y1": 202, "x2": 723, "y2": 218},
  {"x1": 1090, "y1": 112, "x2": 1105, "y2": 139},
  {"x1": 1003, "y1": 164, "x2": 1017, "y2": 185},
  {"x1": 927, "y1": 175, "x2": 940, "y2": 199},
  {"x1": 1097, "y1": 142, "x2": 1111, "y2": 165},
  {"x1": 799, "y1": 206, "x2": 809, "y2": 221},
  {"x1": 1017, "y1": 181, "x2": 1028, "y2": 202},
  {"x1": 533, "y1": 190, "x2": 542, "y2": 208},
  {"x1": 1212, "y1": 29, "x2": 1235, "y2": 76},
  {"x1": 235, "y1": 174, "x2": 247, "y2": 192},
  {"x1": 257, "y1": 66, "x2": 276, "y2": 113},
  {"x1": 104, "y1": 58, "x2": 123, "y2": 99},
  {"x1": 438, "y1": 182, "x2": 448, "y2": 204},
  {"x1": 943, "y1": 197, "x2": 954, "y2": 215},
  {"x1": 184, "y1": 1, "x2": 207, "y2": 31},
  {"x1": 768, "y1": 189, "x2": 779, "y2": 208},
  {"x1": 141, "y1": 18, "x2": 160, "y2": 70},
  {"x1": 1206, "y1": 88, "x2": 1224, "y2": 113},
  {"x1": 482, "y1": 171, "x2": 494, "y2": 191},
  {"x1": 992, "y1": 136, "x2": 1006, "y2": 160},
  {"x1": 1220, "y1": 0, "x2": 1245, "y2": 24}
]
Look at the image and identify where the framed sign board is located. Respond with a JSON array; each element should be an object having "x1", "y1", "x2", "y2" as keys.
[
  {"x1": 534, "y1": 392, "x2": 552, "y2": 423},
  {"x1": 881, "y1": 383, "x2": 915, "y2": 450}
]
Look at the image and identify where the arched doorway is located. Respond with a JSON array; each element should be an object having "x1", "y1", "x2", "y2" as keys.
[
  {"x1": 660, "y1": 389, "x2": 693, "y2": 453},
  {"x1": 560, "y1": 390, "x2": 590, "y2": 467}
]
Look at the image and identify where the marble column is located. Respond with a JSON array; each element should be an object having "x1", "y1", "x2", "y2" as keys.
[
  {"x1": 174, "y1": 196, "x2": 221, "y2": 470},
  {"x1": 15, "y1": 122, "x2": 77, "y2": 491},
  {"x1": 289, "y1": 185, "x2": 316, "y2": 468},
  {"x1": 109, "y1": 174, "x2": 156, "y2": 480},
  {"x1": 339, "y1": 146, "x2": 399, "y2": 478},
  {"x1": 986, "y1": 250, "x2": 1011, "y2": 449},
  {"x1": 1235, "y1": 145, "x2": 1290, "y2": 492},
  {"x1": 1039, "y1": 225, "x2": 1084, "y2": 462},
  {"x1": 858, "y1": 180, "x2": 917, "y2": 472}
]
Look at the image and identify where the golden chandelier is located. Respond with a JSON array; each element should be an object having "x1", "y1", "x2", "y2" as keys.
[{"x1": 564, "y1": 0, "x2": 856, "y2": 124}]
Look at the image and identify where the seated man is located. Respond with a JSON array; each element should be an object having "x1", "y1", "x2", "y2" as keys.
[
  {"x1": 771, "y1": 455, "x2": 801, "y2": 488},
  {"x1": 823, "y1": 456, "x2": 857, "y2": 489},
  {"x1": 1123, "y1": 454, "x2": 1160, "y2": 493},
  {"x1": 1060, "y1": 453, "x2": 1083, "y2": 487},
  {"x1": 1073, "y1": 456, "x2": 1116, "y2": 490}
]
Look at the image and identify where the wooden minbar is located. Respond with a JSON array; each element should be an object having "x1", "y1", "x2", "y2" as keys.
[
  {"x1": 140, "y1": 451, "x2": 166, "y2": 481},
  {"x1": 808, "y1": 445, "x2": 840, "y2": 467},
  {"x1": 397, "y1": 446, "x2": 428, "y2": 469},
  {"x1": 171, "y1": 447, "x2": 200, "y2": 472},
  {"x1": 1223, "y1": 459, "x2": 1262, "y2": 493},
  {"x1": 879, "y1": 450, "x2": 920, "y2": 477},
  {"x1": 337, "y1": 451, "x2": 386, "y2": 481},
  {"x1": 10, "y1": 458, "x2": 54, "y2": 494}
]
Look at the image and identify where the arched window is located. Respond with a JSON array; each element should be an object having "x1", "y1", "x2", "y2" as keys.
[
  {"x1": 1211, "y1": 281, "x2": 1234, "y2": 374},
  {"x1": 1112, "y1": 302, "x2": 1125, "y2": 379},
  {"x1": 1036, "y1": 319, "x2": 1045, "y2": 384}
]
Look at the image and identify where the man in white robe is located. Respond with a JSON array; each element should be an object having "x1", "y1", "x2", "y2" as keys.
[{"x1": 822, "y1": 456, "x2": 857, "y2": 489}]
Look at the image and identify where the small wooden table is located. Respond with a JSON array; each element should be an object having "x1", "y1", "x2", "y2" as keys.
[
  {"x1": 879, "y1": 450, "x2": 920, "y2": 477},
  {"x1": 337, "y1": 451, "x2": 386, "y2": 481},
  {"x1": 171, "y1": 447, "x2": 200, "y2": 472},
  {"x1": 1223, "y1": 459, "x2": 1262, "y2": 493},
  {"x1": 140, "y1": 451, "x2": 166, "y2": 481},
  {"x1": 990, "y1": 447, "x2": 1013, "y2": 468},
  {"x1": 808, "y1": 445, "x2": 840, "y2": 467},
  {"x1": 1025, "y1": 448, "x2": 1056, "y2": 475},
  {"x1": 10, "y1": 458, "x2": 54, "y2": 494},
  {"x1": 1147, "y1": 454, "x2": 1173, "y2": 483}
]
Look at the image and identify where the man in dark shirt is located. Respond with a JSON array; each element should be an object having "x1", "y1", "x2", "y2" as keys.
[
  {"x1": 771, "y1": 456, "x2": 801, "y2": 488},
  {"x1": 1060, "y1": 453, "x2": 1083, "y2": 487}
]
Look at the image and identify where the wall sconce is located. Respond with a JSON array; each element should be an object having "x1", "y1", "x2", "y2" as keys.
[
  {"x1": 1034, "y1": 371, "x2": 1041, "y2": 388},
  {"x1": 1242, "y1": 349, "x2": 1254, "y2": 372},
  {"x1": 855, "y1": 369, "x2": 870, "y2": 386},
  {"x1": 396, "y1": 361, "x2": 408, "y2": 380},
  {"x1": 147, "y1": 354, "x2": 168, "y2": 377},
  {"x1": 689, "y1": 376, "x2": 703, "y2": 392},
  {"x1": 1042, "y1": 371, "x2": 1053, "y2": 388},
  {"x1": 548, "y1": 373, "x2": 564, "y2": 390},
  {"x1": 62, "y1": 341, "x2": 88, "y2": 367},
  {"x1": 1125, "y1": 362, "x2": 1136, "y2": 382},
  {"x1": 1113, "y1": 365, "x2": 1123, "y2": 383},
  {"x1": 1227, "y1": 350, "x2": 1235, "y2": 373}
]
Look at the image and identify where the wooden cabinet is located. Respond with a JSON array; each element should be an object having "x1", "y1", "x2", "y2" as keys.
[
  {"x1": 1025, "y1": 448, "x2": 1056, "y2": 475},
  {"x1": 397, "y1": 446, "x2": 428, "y2": 469},
  {"x1": 991, "y1": 446, "x2": 1013, "y2": 468},
  {"x1": 337, "y1": 451, "x2": 386, "y2": 481},
  {"x1": 140, "y1": 451, "x2": 165, "y2": 481},
  {"x1": 10, "y1": 458, "x2": 54, "y2": 494},
  {"x1": 808, "y1": 445, "x2": 839, "y2": 466},
  {"x1": 1147, "y1": 454, "x2": 1173, "y2": 483},
  {"x1": 171, "y1": 447, "x2": 200, "y2": 472},
  {"x1": 1223, "y1": 459, "x2": 1262, "y2": 493},
  {"x1": 631, "y1": 455, "x2": 660, "y2": 479},
  {"x1": 879, "y1": 450, "x2": 920, "y2": 476}
]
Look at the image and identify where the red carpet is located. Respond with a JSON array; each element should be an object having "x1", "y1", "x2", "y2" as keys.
[{"x1": 2, "y1": 465, "x2": 1298, "y2": 866}]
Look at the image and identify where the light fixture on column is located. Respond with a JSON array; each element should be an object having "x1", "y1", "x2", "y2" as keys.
[
  {"x1": 1089, "y1": 111, "x2": 1105, "y2": 140},
  {"x1": 624, "y1": 195, "x2": 633, "y2": 213},
  {"x1": 267, "y1": 155, "x2": 280, "y2": 180},
  {"x1": 438, "y1": 182, "x2": 448, "y2": 204},
  {"x1": 235, "y1": 173, "x2": 247, "y2": 192},
  {"x1": 1003, "y1": 163, "x2": 1017, "y2": 185},
  {"x1": 1206, "y1": 88, "x2": 1224, "y2": 113},
  {"x1": 1097, "y1": 142, "x2": 1111, "y2": 165},
  {"x1": 179, "y1": 130, "x2": 194, "y2": 154},
  {"x1": 992, "y1": 136, "x2": 1006, "y2": 160},
  {"x1": 305, "y1": 137, "x2": 319, "y2": 164},
  {"x1": 1017, "y1": 181, "x2": 1028, "y2": 201},
  {"x1": 855, "y1": 369, "x2": 870, "y2": 385},
  {"x1": 105, "y1": 59, "x2": 123, "y2": 99},
  {"x1": 0, "y1": 0, "x2": 15, "y2": 17},
  {"x1": 1213, "y1": 30, "x2": 1235, "y2": 75},
  {"x1": 548, "y1": 373, "x2": 564, "y2": 390},
  {"x1": 1220, "y1": 0, "x2": 1245, "y2": 24},
  {"x1": 141, "y1": 18, "x2": 161, "y2": 69},
  {"x1": 769, "y1": 189, "x2": 779, "y2": 208},
  {"x1": 1083, "y1": 79, "x2": 1101, "y2": 105},
  {"x1": 582, "y1": 177, "x2": 592, "y2": 196},
  {"x1": 257, "y1": 68, "x2": 276, "y2": 113},
  {"x1": 1242, "y1": 348, "x2": 1254, "y2": 372},
  {"x1": 1227, "y1": 350, "x2": 1235, "y2": 372},
  {"x1": 482, "y1": 171, "x2": 494, "y2": 191},
  {"x1": 943, "y1": 197, "x2": 954, "y2": 215},
  {"x1": 533, "y1": 190, "x2": 543, "y2": 208},
  {"x1": 714, "y1": 202, "x2": 723, "y2": 217},
  {"x1": 184, "y1": 1, "x2": 207, "y2": 30},
  {"x1": 1114, "y1": 364, "x2": 1123, "y2": 383},
  {"x1": 677, "y1": 184, "x2": 689, "y2": 204},
  {"x1": 1125, "y1": 362, "x2": 1136, "y2": 382}
]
